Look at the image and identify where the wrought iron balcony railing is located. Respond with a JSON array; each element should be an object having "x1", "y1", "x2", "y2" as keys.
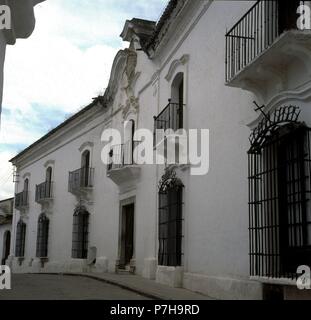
[
  {"x1": 107, "y1": 140, "x2": 140, "y2": 172},
  {"x1": 225, "y1": 0, "x2": 305, "y2": 82},
  {"x1": 35, "y1": 181, "x2": 53, "y2": 203},
  {"x1": 154, "y1": 100, "x2": 184, "y2": 145},
  {"x1": 68, "y1": 167, "x2": 94, "y2": 193},
  {"x1": 15, "y1": 191, "x2": 29, "y2": 210}
]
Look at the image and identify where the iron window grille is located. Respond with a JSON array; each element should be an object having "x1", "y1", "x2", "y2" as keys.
[
  {"x1": 72, "y1": 206, "x2": 89, "y2": 259},
  {"x1": 15, "y1": 219, "x2": 26, "y2": 257},
  {"x1": 36, "y1": 213, "x2": 49, "y2": 258},
  {"x1": 225, "y1": 0, "x2": 304, "y2": 82},
  {"x1": 248, "y1": 107, "x2": 311, "y2": 279},
  {"x1": 158, "y1": 167, "x2": 184, "y2": 266}
]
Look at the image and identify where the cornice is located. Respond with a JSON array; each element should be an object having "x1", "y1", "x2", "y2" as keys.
[{"x1": 150, "y1": 0, "x2": 211, "y2": 59}]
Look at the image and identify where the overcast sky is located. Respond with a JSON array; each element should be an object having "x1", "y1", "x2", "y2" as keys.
[{"x1": 0, "y1": 0, "x2": 167, "y2": 199}]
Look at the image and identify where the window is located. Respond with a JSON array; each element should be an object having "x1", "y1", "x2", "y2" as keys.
[
  {"x1": 46, "y1": 167, "x2": 52, "y2": 182},
  {"x1": 24, "y1": 178, "x2": 29, "y2": 192},
  {"x1": 278, "y1": 1, "x2": 302, "y2": 34},
  {"x1": 158, "y1": 168, "x2": 184, "y2": 266},
  {"x1": 124, "y1": 119, "x2": 135, "y2": 165},
  {"x1": 171, "y1": 72, "x2": 184, "y2": 130},
  {"x1": 23, "y1": 178, "x2": 29, "y2": 204},
  {"x1": 81, "y1": 150, "x2": 90, "y2": 187},
  {"x1": 249, "y1": 107, "x2": 311, "y2": 278},
  {"x1": 72, "y1": 206, "x2": 89, "y2": 259},
  {"x1": 15, "y1": 219, "x2": 26, "y2": 257},
  {"x1": 45, "y1": 167, "x2": 52, "y2": 198},
  {"x1": 36, "y1": 213, "x2": 49, "y2": 258}
]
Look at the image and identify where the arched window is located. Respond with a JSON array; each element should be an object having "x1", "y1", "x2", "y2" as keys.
[
  {"x1": 81, "y1": 150, "x2": 90, "y2": 187},
  {"x1": 15, "y1": 219, "x2": 26, "y2": 257},
  {"x1": 72, "y1": 206, "x2": 89, "y2": 259},
  {"x1": 158, "y1": 168, "x2": 184, "y2": 266},
  {"x1": 248, "y1": 106, "x2": 311, "y2": 278},
  {"x1": 36, "y1": 213, "x2": 49, "y2": 258}
]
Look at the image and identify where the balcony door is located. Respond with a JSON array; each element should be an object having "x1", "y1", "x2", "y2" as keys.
[
  {"x1": 45, "y1": 167, "x2": 52, "y2": 198},
  {"x1": 124, "y1": 120, "x2": 135, "y2": 165},
  {"x1": 278, "y1": 0, "x2": 301, "y2": 34},
  {"x1": 23, "y1": 178, "x2": 29, "y2": 205},
  {"x1": 178, "y1": 79, "x2": 184, "y2": 130},
  {"x1": 119, "y1": 203, "x2": 134, "y2": 269},
  {"x1": 171, "y1": 72, "x2": 184, "y2": 131},
  {"x1": 81, "y1": 150, "x2": 90, "y2": 187}
]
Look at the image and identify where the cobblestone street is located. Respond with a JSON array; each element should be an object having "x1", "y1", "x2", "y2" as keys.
[{"x1": 0, "y1": 274, "x2": 150, "y2": 300}]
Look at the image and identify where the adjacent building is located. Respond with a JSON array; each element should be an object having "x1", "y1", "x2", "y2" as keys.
[
  {"x1": 0, "y1": 198, "x2": 13, "y2": 265},
  {"x1": 8, "y1": 0, "x2": 311, "y2": 299}
]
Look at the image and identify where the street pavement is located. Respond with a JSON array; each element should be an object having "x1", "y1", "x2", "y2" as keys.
[{"x1": 0, "y1": 274, "x2": 150, "y2": 300}]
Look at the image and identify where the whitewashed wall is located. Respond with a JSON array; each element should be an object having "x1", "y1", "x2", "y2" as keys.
[{"x1": 10, "y1": 0, "x2": 311, "y2": 299}]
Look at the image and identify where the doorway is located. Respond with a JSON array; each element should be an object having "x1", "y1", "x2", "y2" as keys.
[
  {"x1": 81, "y1": 150, "x2": 90, "y2": 187},
  {"x1": 278, "y1": 1, "x2": 301, "y2": 34},
  {"x1": 119, "y1": 203, "x2": 134, "y2": 269},
  {"x1": 2, "y1": 231, "x2": 10, "y2": 265}
]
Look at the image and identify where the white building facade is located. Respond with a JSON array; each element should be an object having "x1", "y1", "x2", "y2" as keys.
[{"x1": 8, "y1": 0, "x2": 311, "y2": 299}]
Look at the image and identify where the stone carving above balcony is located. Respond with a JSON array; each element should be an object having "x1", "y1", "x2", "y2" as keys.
[{"x1": 122, "y1": 96, "x2": 139, "y2": 120}]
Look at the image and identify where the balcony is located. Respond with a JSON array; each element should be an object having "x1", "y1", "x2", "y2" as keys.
[
  {"x1": 35, "y1": 181, "x2": 53, "y2": 204},
  {"x1": 154, "y1": 100, "x2": 184, "y2": 140},
  {"x1": 68, "y1": 167, "x2": 94, "y2": 195},
  {"x1": 154, "y1": 101, "x2": 187, "y2": 163},
  {"x1": 225, "y1": 1, "x2": 311, "y2": 102},
  {"x1": 107, "y1": 141, "x2": 141, "y2": 185},
  {"x1": 15, "y1": 191, "x2": 28, "y2": 210}
]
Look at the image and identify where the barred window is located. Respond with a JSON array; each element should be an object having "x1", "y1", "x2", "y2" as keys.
[
  {"x1": 36, "y1": 213, "x2": 49, "y2": 258},
  {"x1": 72, "y1": 206, "x2": 89, "y2": 259},
  {"x1": 249, "y1": 121, "x2": 311, "y2": 278},
  {"x1": 158, "y1": 168, "x2": 184, "y2": 266},
  {"x1": 15, "y1": 219, "x2": 26, "y2": 257}
]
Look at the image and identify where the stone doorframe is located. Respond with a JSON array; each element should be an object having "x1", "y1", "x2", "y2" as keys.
[{"x1": 116, "y1": 196, "x2": 136, "y2": 273}]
